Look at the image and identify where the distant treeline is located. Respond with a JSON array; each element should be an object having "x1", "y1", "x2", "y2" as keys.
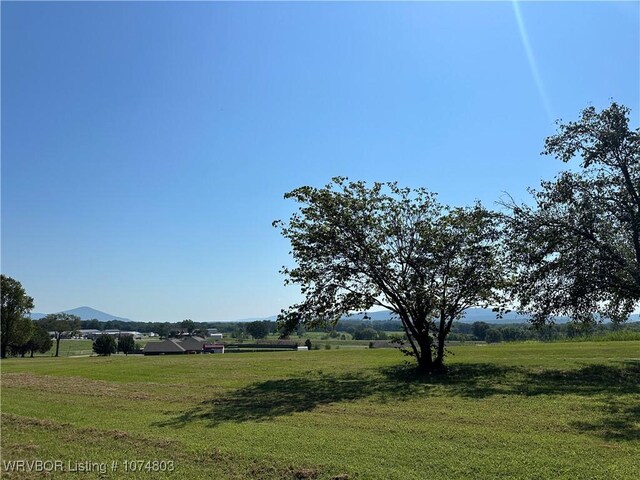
[
  {"x1": 79, "y1": 318, "x2": 640, "y2": 343},
  {"x1": 79, "y1": 319, "x2": 280, "y2": 338},
  {"x1": 448, "y1": 320, "x2": 640, "y2": 343}
]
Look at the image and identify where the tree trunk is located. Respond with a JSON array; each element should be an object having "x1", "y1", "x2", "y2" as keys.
[
  {"x1": 55, "y1": 336, "x2": 61, "y2": 357},
  {"x1": 415, "y1": 335, "x2": 435, "y2": 374},
  {"x1": 432, "y1": 345, "x2": 448, "y2": 374},
  {"x1": 432, "y1": 331, "x2": 448, "y2": 374},
  {"x1": 415, "y1": 334, "x2": 449, "y2": 375}
]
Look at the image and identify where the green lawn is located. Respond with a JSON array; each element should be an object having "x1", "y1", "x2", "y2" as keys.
[{"x1": 1, "y1": 342, "x2": 639, "y2": 479}]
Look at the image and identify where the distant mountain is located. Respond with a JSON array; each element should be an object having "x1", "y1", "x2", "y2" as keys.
[{"x1": 30, "y1": 306, "x2": 130, "y2": 322}]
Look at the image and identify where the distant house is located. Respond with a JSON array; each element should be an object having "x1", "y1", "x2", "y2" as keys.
[
  {"x1": 143, "y1": 339, "x2": 186, "y2": 355},
  {"x1": 143, "y1": 336, "x2": 224, "y2": 355},
  {"x1": 209, "y1": 333, "x2": 223, "y2": 340},
  {"x1": 203, "y1": 343, "x2": 225, "y2": 354}
]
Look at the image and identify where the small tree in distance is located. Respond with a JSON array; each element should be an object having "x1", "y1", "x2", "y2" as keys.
[
  {"x1": 246, "y1": 320, "x2": 269, "y2": 339},
  {"x1": 181, "y1": 319, "x2": 195, "y2": 336},
  {"x1": 117, "y1": 335, "x2": 136, "y2": 356},
  {"x1": 93, "y1": 334, "x2": 116, "y2": 356},
  {"x1": 274, "y1": 178, "x2": 509, "y2": 374}
]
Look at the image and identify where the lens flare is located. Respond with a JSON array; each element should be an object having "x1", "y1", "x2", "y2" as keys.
[{"x1": 512, "y1": 0, "x2": 555, "y2": 125}]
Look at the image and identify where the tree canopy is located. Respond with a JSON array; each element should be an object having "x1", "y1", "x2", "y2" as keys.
[
  {"x1": 506, "y1": 102, "x2": 639, "y2": 324},
  {"x1": 246, "y1": 320, "x2": 270, "y2": 339},
  {"x1": 1, "y1": 275, "x2": 35, "y2": 358},
  {"x1": 93, "y1": 334, "x2": 117, "y2": 356},
  {"x1": 117, "y1": 335, "x2": 136, "y2": 355},
  {"x1": 275, "y1": 178, "x2": 508, "y2": 373}
]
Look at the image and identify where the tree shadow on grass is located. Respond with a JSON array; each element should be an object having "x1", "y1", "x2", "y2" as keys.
[
  {"x1": 153, "y1": 371, "x2": 382, "y2": 428},
  {"x1": 153, "y1": 361, "x2": 639, "y2": 441},
  {"x1": 381, "y1": 360, "x2": 640, "y2": 398},
  {"x1": 571, "y1": 398, "x2": 640, "y2": 442}
]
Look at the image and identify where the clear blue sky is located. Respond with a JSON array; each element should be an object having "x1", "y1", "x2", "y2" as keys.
[{"x1": 2, "y1": 2, "x2": 638, "y2": 322}]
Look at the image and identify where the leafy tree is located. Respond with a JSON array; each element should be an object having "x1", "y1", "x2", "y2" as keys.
[
  {"x1": 506, "y1": 102, "x2": 639, "y2": 324},
  {"x1": 353, "y1": 327, "x2": 379, "y2": 340},
  {"x1": 93, "y1": 334, "x2": 116, "y2": 356},
  {"x1": 39, "y1": 313, "x2": 81, "y2": 357},
  {"x1": 500, "y1": 326, "x2": 528, "y2": 342},
  {"x1": 472, "y1": 321, "x2": 491, "y2": 341},
  {"x1": 25, "y1": 323, "x2": 54, "y2": 357},
  {"x1": 485, "y1": 328, "x2": 503, "y2": 344},
  {"x1": 1, "y1": 275, "x2": 35, "y2": 358},
  {"x1": 194, "y1": 324, "x2": 209, "y2": 338},
  {"x1": 275, "y1": 178, "x2": 508, "y2": 374},
  {"x1": 157, "y1": 322, "x2": 171, "y2": 339},
  {"x1": 8, "y1": 321, "x2": 35, "y2": 357},
  {"x1": 117, "y1": 335, "x2": 136, "y2": 355},
  {"x1": 181, "y1": 319, "x2": 195, "y2": 335},
  {"x1": 232, "y1": 325, "x2": 247, "y2": 341},
  {"x1": 246, "y1": 320, "x2": 269, "y2": 339},
  {"x1": 84, "y1": 319, "x2": 101, "y2": 330}
]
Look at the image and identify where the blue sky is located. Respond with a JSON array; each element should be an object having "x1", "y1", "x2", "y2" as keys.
[{"x1": 2, "y1": 2, "x2": 638, "y2": 322}]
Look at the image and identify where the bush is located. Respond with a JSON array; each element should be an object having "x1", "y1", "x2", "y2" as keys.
[{"x1": 93, "y1": 335, "x2": 117, "y2": 356}]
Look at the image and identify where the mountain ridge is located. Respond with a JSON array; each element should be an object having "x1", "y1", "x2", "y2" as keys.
[{"x1": 30, "y1": 306, "x2": 130, "y2": 322}]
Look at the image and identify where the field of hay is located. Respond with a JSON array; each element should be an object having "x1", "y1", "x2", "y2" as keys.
[{"x1": 1, "y1": 342, "x2": 639, "y2": 479}]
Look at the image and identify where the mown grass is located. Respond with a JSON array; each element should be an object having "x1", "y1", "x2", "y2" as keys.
[{"x1": 1, "y1": 342, "x2": 639, "y2": 479}]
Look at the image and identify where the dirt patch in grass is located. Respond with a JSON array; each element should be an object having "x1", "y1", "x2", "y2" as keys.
[
  {"x1": 1, "y1": 413, "x2": 177, "y2": 450},
  {"x1": 0, "y1": 373, "x2": 213, "y2": 404},
  {"x1": 1, "y1": 373, "x2": 152, "y2": 400}
]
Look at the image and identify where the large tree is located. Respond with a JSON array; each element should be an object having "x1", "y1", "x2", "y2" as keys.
[
  {"x1": 1, "y1": 275, "x2": 35, "y2": 358},
  {"x1": 246, "y1": 320, "x2": 270, "y2": 340},
  {"x1": 39, "y1": 313, "x2": 81, "y2": 357},
  {"x1": 506, "y1": 102, "x2": 639, "y2": 324},
  {"x1": 275, "y1": 178, "x2": 508, "y2": 373}
]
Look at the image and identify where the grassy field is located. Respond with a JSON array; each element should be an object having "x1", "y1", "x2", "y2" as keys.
[{"x1": 1, "y1": 342, "x2": 638, "y2": 479}]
